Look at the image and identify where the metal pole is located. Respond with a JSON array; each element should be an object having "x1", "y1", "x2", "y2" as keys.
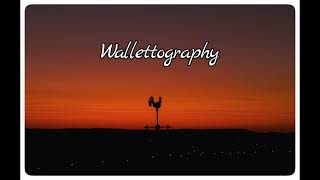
[
  {"x1": 156, "y1": 108, "x2": 159, "y2": 126},
  {"x1": 156, "y1": 108, "x2": 160, "y2": 130}
]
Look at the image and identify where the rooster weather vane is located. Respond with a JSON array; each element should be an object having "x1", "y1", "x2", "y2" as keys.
[{"x1": 145, "y1": 96, "x2": 170, "y2": 130}]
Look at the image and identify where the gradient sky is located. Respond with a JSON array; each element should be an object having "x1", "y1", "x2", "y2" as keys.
[{"x1": 25, "y1": 5, "x2": 295, "y2": 132}]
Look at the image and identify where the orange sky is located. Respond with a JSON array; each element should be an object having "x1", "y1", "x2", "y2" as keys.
[{"x1": 25, "y1": 5, "x2": 295, "y2": 132}]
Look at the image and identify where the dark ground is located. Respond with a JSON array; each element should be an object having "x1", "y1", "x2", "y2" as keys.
[{"x1": 25, "y1": 128, "x2": 295, "y2": 175}]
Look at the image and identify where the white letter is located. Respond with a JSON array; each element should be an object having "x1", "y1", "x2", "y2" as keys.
[
  {"x1": 100, "y1": 43, "x2": 118, "y2": 59},
  {"x1": 209, "y1": 51, "x2": 220, "y2": 66}
]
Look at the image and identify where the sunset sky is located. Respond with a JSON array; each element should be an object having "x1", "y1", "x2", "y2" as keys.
[{"x1": 25, "y1": 5, "x2": 295, "y2": 132}]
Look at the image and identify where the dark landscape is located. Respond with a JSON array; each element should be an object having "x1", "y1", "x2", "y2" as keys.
[{"x1": 26, "y1": 128, "x2": 295, "y2": 175}]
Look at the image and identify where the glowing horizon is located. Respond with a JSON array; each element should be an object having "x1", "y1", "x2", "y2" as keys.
[{"x1": 25, "y1": 5, "x2": 295, "y2": 132}]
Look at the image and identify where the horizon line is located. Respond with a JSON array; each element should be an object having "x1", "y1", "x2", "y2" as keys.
[{"x1": 25, "y1": 128, "x2": 295, "y2": 133}]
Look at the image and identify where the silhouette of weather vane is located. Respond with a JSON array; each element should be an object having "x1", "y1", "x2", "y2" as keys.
[{"x1": 145, "y1": 96, "x2": 170, "y2": 130}]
